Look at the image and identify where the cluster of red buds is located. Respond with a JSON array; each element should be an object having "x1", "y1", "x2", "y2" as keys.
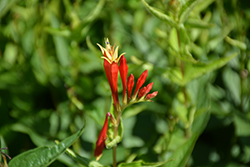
[{"x1": 94, "y1": 39, "x2": 158, "y2": 160}]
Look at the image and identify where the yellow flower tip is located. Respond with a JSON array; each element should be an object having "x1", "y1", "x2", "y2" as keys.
[
  {"x1": 97, "y1": 38, "x2": 125, "y2": 64},
  {"x1": 101, "y1": 56, "x2": 112, "y2": 64},
  {"x1": 105, "y1": 38, "x2": 111, "y2": 50},
  {"x1": 97, "y1": 43, "x2": 105, "y2": 54},
  {"x1": 96, "y1": 153, "x2": 102, "y2": 161}
]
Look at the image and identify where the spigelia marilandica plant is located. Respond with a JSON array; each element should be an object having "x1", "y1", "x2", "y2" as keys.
[{"x1": 95, "y1": 39, "x2": 158, "y2": 165}]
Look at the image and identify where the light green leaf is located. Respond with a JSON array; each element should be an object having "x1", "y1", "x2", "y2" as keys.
[
  {"x1": 106, "y1": 136, "x2": 121, "y2": 149},
  {"x1": 186, "y1": 53, "x2": 238, "y2": 84},
  {"x1": 118, "y1": 159, "x2": 173, "y2": 167},
  {"x1": 178, "y1": 0, "x2": 205, "y2": 23},
  {"x1": 0, "y1": 0, "x2": 19, "y2": 19},
  {"x1": 49, "y1": 11, "x2": 70, "y2": 67},
  {"x1": 3, "y1": 43, "x2": 18, "y2": 67},
  {"x1": 164, "y1": 53, "x2": 238, "y2": 86},
  {"x1": 192, "y1": 0, "x2": 215, "y2": 14},
  {"x1": 122, "y1": 105, "x2": 146, "y2": 119},
  {"x1": 44, "y1": 27, "x2": 71, "y2": 37},
  {"x1": 70, "y1": 0, "x2": 105, "y2": 41},
  {"x1": 185, "y1": 18, "x2": 214, "y2": 29},
  {"x1": 141, "y1": 0, "x2": 178, "y2": 27},
  {"x1": 225, "y1": 36, "x2": 247, "y2": 50},
  {"x1": 223, "y1": 67, "x2": 241, "y2": 105},
  {"x1": 162, "y1": 67, "x2": 183, "y2": 86},
  {"x1": 169, "y1": 28, "x2": 179, "y2": 52},
  {"x1": 80, "y1": 0, "x2": 105, "y2": 25},
  {"x1": 9, "y1": 126, "x2": 85, "y2": 167},
  {"x1": 208, "y1": 25, "x2": 233, "y2": 51}
]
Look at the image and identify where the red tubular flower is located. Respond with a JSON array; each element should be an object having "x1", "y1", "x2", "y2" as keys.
[
  {"x1": 127, "y1": 71, "x2": 157, "y2": 101},
  {"x1": 133, "y1": 70, "x2": 148, "y2": 98},
  {"x1": 146, "y1": 91, "x2": 158, "y2": 100},
  {"x1": 118, "y1": 55, "x2": 128, "y2": 104},
  {"x1": 138, "y1": 82, "x2": 153, "y2": 99},
  {"x1": 103, "y1": 60, "x2": 119, "y2": 108},
  {"x1": 127, "y1": 74, "x2": 134, "y2": 100},
  {"x1": 94, "y1": 112, "x2": 111, "y2": 161},
  {"x1": 97, "y1": 39, "x2": 125, "y2": 109}
]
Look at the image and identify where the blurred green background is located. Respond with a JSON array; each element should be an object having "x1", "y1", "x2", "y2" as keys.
[{"x1": 0, "y1": 0, "x2": 250, "y2": 166}]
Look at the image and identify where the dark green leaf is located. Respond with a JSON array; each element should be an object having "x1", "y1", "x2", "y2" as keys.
[
  {"x1": 166, "y1": 110, "x2": 210, "y2": 167},
  {"x1": 9, "y1": 126, "x2": 85, "y2": 167}
]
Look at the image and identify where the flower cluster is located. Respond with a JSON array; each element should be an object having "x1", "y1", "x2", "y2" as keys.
[{"x1": 94, "y1": 39, "x2": 158, "y2": 160}]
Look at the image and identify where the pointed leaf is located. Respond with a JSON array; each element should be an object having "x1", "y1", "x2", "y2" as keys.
[
  {"x1": 167, "y1": 109, "x2": 210, "y2": 167},
  {"x1": 234, "y1": 111, "x2": 250, "y2": 136},
  {"x1": 9, "y1": 126, "x2": 85, "y2": 167},
  {"x1": 164, "y1": 53, "x2": 238, "y2": 86},
  {"x1": 192, "y1": 0, "x2": 215, "y2": 14},
  {"x1": 208, "y1": 25, "x2": 233, "y2": 51},
  {"x1": 63, "y1": 146, "x2": 109, "y2": 167},
  {"x1": 225, "y1": 36, "x2": 247, "y2": 50},
  {"x1": 49, "y1": 11, "x2": 70, "y2": 67},
  {"x1": 178, "y1": 0, "x2": 205, "y2": 23},
  {"x1": 185, "y1": 18, "x2": 214, "y2": 29},
  {"x1": 141, "y1": 0, "x2": 178, "y2": 28},
  {"x1": 118, "y1": 159, "x2": 173, "y2": 167},
  {"x1": 184, "y1": 53, "x2": 238, "y2": 85}
]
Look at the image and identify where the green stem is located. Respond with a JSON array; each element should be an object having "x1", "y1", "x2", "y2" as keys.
[
  {"x1": 112, "y1": 108, "x2": 121, "y2": 167},
  {"x1": 113, "y1": 146, "x2": 117, "y2": 167}
]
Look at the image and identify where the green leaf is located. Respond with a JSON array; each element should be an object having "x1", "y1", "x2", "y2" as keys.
[
  {"x1": 80, "y1": 0, "x2": 105, "y2": 26},
  {"x1": 0, "y1": 136, "x2": 10, "y2": 162},
  {"x1": 192, "y1": 0, "x2": 215, "y2": 14},
  {"x1": 225, "y1": 36, "x2": 247, "y2": 50},
  {"x1": 208, "y1": 25, "x2": 233, "y2": 51},
  {"x1": 118, "y1": 159, "x2": 173, "y2": 167},
  {"x1": 178, "y1": 0, "x2": 205, "y2": 23},
  {"x1": 62, "y1": 146, "x2": 109, "y2": 167},
  {"x1": 106, "y1": 136, "x2": 121, "y2": 149},
  {"x1": 49, "y1": 11, "x2": 70, "y2": 67},
  {"x1": 185, "y1": 18, "x2": 214, "y2": 29},
  {"x1": 9, "y1": 125, "x2": 85, "y2": 167},
  {"x1": 0, "y1": 0, "x2": 19, "y2": 19},
  {"x1": 234, "y1": 111, "x2": 250, "y2": 136},
  {"x1": 223, "y1": 67, "x2": 241, "y2": 105},
  {"x1": 3, "y1": 43, "x2": 18, "y2": 67},
  {"x1": 185, "y1": 53, "x2": 238, "y2": 84},
  {"x1": 141, "y1": 0, "x2": 178, "y2": 28},
  {"x1": 70, "y1": 0, "x2": 105, "y2": 41},
  {"x1": 166, "y1": 109, "x2": 210, "y2": 167},
  {"x1": 169, "y1": 28, "x2": 179, "y2": 52},
  {"x1": 122, "y1": 105, "x2": 146, "y2": 119},
  {"x1": 10, "y1": 123, "x2": 53, "y2": 147},
  {"x1": 164, "y1": 53, "x2": 238, "y2": 86}
]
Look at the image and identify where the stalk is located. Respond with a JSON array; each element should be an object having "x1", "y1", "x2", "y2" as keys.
[{"x1": 113, "y1": 108, "x2": 122, "y2": 167}]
